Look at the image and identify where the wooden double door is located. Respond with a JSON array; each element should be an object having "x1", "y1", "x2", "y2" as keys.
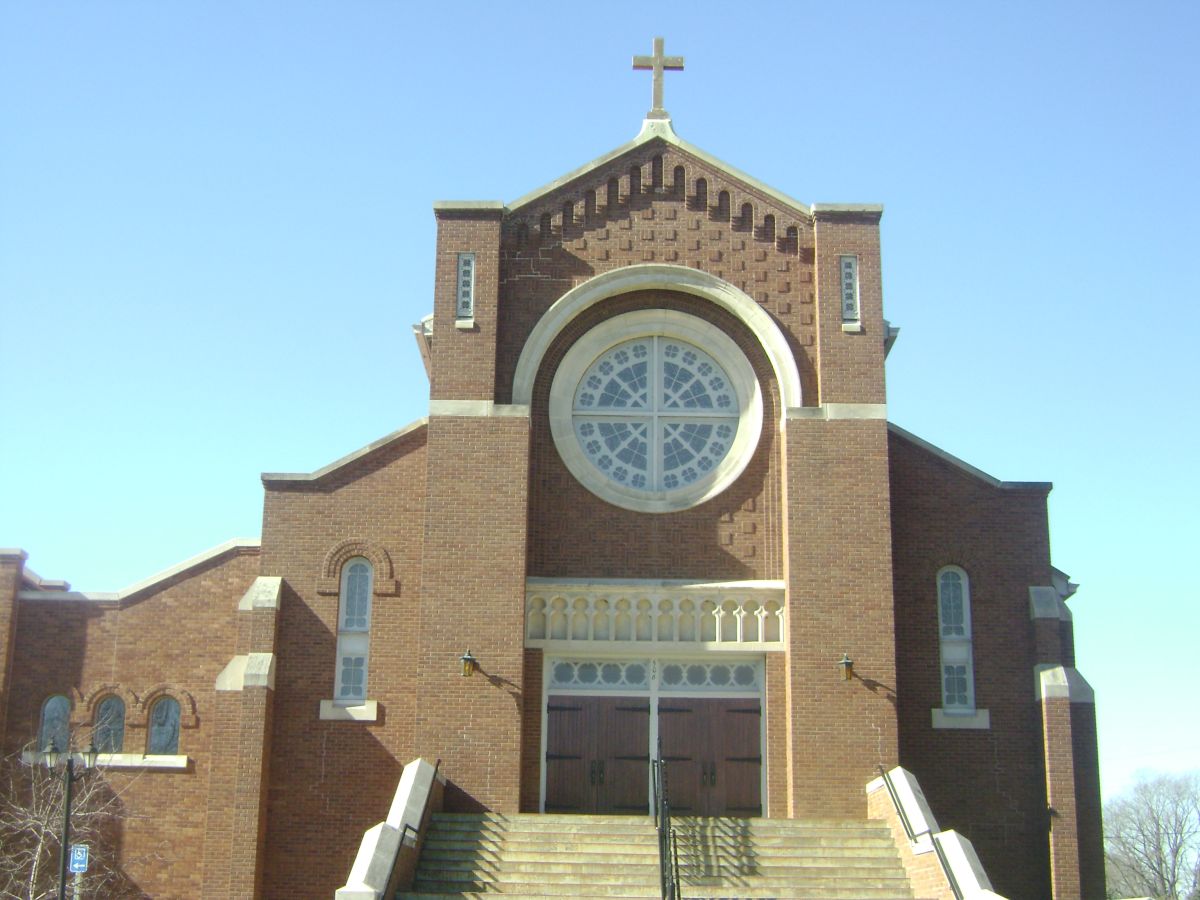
[{"x1": 544, "y1": 695, "x2": 761, "y2": 817}]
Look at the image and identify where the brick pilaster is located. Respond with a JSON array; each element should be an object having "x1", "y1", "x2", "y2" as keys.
[
  {"x1": 0, "y1": 550, "x2": 27, "y2": 747},
  {"x1": 415, "y1": 414, "x2": 529, "y2": 812},
  {"x1": 1038, "y1": 665, "x2": 1104, "y2": 900},
  {"x1": 782, "y1": 416, "x2": 899, "y2": 816},
  {"x1": 202, "y1": 579, "x2": 279, "y2": 898}
]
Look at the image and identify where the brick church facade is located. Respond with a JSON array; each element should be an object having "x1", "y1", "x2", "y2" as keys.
[{"x1": 1, "y1": 45, "x2": 1103, "y2": 899}]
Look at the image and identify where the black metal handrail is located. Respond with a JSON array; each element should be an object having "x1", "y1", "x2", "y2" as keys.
[
  {"x1": 877, "y1": 765, "x2": 962, "y2": 900},
  {"x1": 652, "y1": 739, "x2": 681, "y2": 900}
]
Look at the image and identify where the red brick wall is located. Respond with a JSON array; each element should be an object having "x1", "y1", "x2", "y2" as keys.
[
  {"x1": 784, "y1": 416, "x2": 899, "y2": 816},
  {"x1": 4, "y1": 547, "x2": 258, "y2": 898},
  {"x1": 889, "y1": 428, "x2": 1055, "y2": 899},
  {"x1": 415, "y1": 415, "x2": 529, "y2": 813},
  {"x1": 431, "y1": 209, "x2": 503, "y2": 402},
  {"x1": 526, "y1": 289, "x2": 783, "y2": 580},
  {"x1": 258, "y1": 426, "x2": 427, "y2": 899},
  {"x1": 1071, "y1": 702, "x2": 1105, "y2": 899},
  {"x1": 812, "y1": 212, "x2": 887, "y2": 405},
  {"x1": 0, "y1": 552, "x2": 24, "y2": 746}
]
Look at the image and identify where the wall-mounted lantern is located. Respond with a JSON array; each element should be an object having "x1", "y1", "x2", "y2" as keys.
[
  {"x1": 838, "y1": 653, "x2": 854, "y2": 682},
  {"x1": 460, "y1": 649, "x2": 478, "y2": 678}
]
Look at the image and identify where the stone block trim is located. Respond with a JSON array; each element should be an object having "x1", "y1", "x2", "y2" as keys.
[{"x1": 866, "y1": 766, "x2": 1006, "y2": 900}]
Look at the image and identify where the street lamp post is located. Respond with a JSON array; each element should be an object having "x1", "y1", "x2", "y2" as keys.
[{"x1": 43, "y1": 739, "x2": 98, "y2": 900}]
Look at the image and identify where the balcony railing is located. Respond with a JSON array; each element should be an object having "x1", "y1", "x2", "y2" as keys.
[{"x1": 525, "y1": 579, "x2": 785, "y2": 650}]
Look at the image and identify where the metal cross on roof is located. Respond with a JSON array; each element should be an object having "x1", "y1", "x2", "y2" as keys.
[{"x1": 632, "y1": 37, "x2": 684, "y2": 121}]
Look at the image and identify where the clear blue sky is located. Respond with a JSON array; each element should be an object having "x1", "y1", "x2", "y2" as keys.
[{"x1": 2, "y1": 1, "x2": 1197, "y2": 802}]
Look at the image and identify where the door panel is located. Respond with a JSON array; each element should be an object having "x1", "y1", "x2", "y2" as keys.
[
  {"x1": 656, "y1": 698, "x2": 762, "y2": 817},
  {"x1": 598, "y1": 699, "x2": 651, "y2": 813},
  {"x1": 658, "y1": 703, "x2": 703, "y2": 814},
  {"x1": 545, "y1": 700, "x2": 590, "y2": 813},
  {"x1": 545, "y1": 696, "x2": 650, "y2": 814},
  {"x1": 715, "y1": 701, "x2": 762, "y2": 816}
]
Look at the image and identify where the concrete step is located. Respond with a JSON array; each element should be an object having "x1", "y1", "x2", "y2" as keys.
[
  {"x1": 403, "y1": 814, "x2": 915, "y2": 899},
  {"x1": 405, "y1": 886, "x2": 914, "y2": 899}
]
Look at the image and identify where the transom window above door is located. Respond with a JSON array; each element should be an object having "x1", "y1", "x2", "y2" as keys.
[{"x1": 550, "y1": 310, "x2": 763, "y2": 513}]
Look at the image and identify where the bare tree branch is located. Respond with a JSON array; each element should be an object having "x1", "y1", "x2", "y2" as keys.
[
  {"x1": 1106, "y1": 772, "x2": 1200, "y2": 900},
  {"x1": 0, "y1": 737, "x2": 154, "y2": 900}
]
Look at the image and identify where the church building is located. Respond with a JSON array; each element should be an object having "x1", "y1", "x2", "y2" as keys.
[{"x1": 0, "y1": 40, "x2": 1103, "y2": 899}]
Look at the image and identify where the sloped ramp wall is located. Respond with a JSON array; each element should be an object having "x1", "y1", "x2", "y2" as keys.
[{"x1": 867, "y1": 766, "x2": 1007, "y2": 900}]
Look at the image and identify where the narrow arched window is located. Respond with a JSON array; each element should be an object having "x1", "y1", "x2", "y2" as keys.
[
  {"x1": 147, "y1": 697, "x2": 180, "y2": 754},
  {"x1": 762, "y1": 214, "x2": 776, "y2": 243},
  {"x1": 651, "y1": 155, "x2": 663, "y2": 191},
  {"x1": 629, "y1": 164, "x2": 641, "y2": 198},
  {"x1": 39, "y1": 695, "x2": 69, "y2": 752},
  {"x1": 693, "y1": 178, "x2": 708, "y2": 212},
  {"x1": 539, "y1": 212, "x2": 553, "y2": 245},
  {"x1": 607, "y1": 177, "x2": 620, "y2": 210},
  {"x1": 336, "y1": 558, "x2": 373, "y2": 704},
  {"x1": 672, "y1": 165, "x2": 686, "y2": 196},
  {"x1": 94, "y1": 696, "x2": 125, "y2": 753},
  {"x1": 937, "y1": 567, "x2": 975, "y2": 711}
]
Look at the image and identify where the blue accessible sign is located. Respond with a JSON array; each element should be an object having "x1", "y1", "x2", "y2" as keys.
[{"x1": 68, "y1": 845, "x2": 88, "y2": 874}]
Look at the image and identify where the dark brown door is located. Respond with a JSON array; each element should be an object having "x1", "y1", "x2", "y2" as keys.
[
  {"x1": 657, "y1": 697, "x2": 761, "y2": 817},
  {"x1": 545, "y1": 696, "x2": 650, "y2": 814}
]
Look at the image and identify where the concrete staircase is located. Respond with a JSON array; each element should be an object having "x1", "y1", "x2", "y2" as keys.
[{"x1": 398, "y1": 812, "x2": 916, "y2": 899}]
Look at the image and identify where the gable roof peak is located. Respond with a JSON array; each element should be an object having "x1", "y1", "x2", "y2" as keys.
[{"x1": 506, "y1": 115, "x2": 816, "y2": 220}]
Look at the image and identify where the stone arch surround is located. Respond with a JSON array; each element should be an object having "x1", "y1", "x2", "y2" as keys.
[{"x1": 512, "y1": 264, "x2": 803, "y2": 416}]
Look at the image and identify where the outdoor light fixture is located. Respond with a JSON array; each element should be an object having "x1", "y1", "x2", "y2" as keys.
[
  {"x1": 460, "y1": 649, "x2": 478, "y2": 678},
  {"x1": 838, "y1": 653, "x2": 854, "y2": 681},
  {"x1": 41, "y1": 738, "x2": 100, "y2": 900}
]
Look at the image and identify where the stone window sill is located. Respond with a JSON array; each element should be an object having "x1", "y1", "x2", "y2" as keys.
[
  {"x1": 841, "y1": 322, "x2": 864, "y2": 334},
  {"x1": 931, "y1": 708, "x2": 990, "y2": 730},
  {"x1": 22, "y1": 751, "x2": 189, "y2": 770},
  {"x1": 319, "y1": 699, "x2": 379, "y2": 722},
  {"x1": 454, "y1": 318, "x2": 476, "y2": 331}
]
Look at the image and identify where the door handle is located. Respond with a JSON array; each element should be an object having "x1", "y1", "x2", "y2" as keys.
[
  {"x1": 597, "y1": 761, "x2": 605, "y2": 785},
  {"x1": 589, "y1": 761, "x2": 597, "y2": 785},
  {"x1": 710, "y1": 761, "x2": 716, "y2": 787}
]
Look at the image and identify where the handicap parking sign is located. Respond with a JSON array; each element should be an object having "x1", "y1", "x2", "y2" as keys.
[{"x1": 68, "y1": 845, "x2": 88, "y2": 874}]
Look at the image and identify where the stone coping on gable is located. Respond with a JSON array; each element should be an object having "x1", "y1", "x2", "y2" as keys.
[
  {"x1": 16, "y1": 538, "x2": 261, "y2": 604},
  {"x1": 888, "y1": 424, "x2": 1053, "y2": 492},
  {"x1": 261, "y1": 417, "x2": 429, "y2": 485},
  {"x1": 486, "y1": 116, "x2": 882, "y2": 222}
]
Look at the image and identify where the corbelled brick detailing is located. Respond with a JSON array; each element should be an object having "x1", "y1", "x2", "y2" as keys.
[{"x1": 494, "y1": 143, "x2": 821, "y2": 406}]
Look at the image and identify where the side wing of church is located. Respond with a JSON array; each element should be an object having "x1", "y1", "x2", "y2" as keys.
[{"x1": 0, "y1": 45, "x2": 1103, "y2": 900}]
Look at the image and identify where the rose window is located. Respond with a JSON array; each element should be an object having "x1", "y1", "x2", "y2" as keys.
[
  {"x1": 549, "y1": 310, "x2": 763, "y2": 513},
  {"x1": 573, "y1": 337, "x2": 739, "y2": 492}
]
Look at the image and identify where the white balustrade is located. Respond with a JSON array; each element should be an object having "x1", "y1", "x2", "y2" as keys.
[{"x1": 525, "y1": 581, "x2": 785, "y2": 650}]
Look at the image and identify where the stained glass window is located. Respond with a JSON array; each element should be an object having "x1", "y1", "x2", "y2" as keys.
[
  {"x1": 572, "y1": 337, "x2": 740, "y2": 493},
  {"x1": 39, "y1": 695, "x2": 69, "y2": 753},
  {"x1": 937, "y1": 566, "x2": 974, "y2": 711},
  {"x1": 335, "y1": 558, "x2": 373, "y2": 703},
  {"x1": 94, "y1": 696, "x2": 125, "y2": 753},
  {"x1": 148, "y1": 698, "x2": 180, "y2": 754}
]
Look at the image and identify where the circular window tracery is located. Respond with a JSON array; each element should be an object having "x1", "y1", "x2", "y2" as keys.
[{"x1": 549, "y1": 309, "x2": 763, "y2": 513}]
